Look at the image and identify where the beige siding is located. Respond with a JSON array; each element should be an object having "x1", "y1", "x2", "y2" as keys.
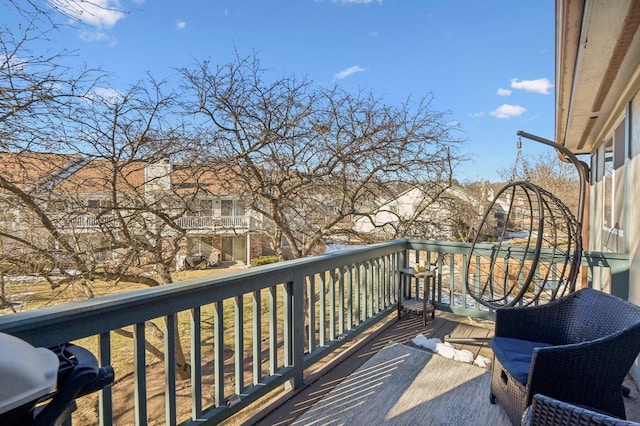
[{"x1": 628, "y1": 93, "x2": 640, "y2": 308}]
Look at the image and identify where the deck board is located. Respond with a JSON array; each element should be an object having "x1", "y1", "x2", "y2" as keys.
[{"x1": 224, "y1": 311, "x2": 640, "y2": 426}]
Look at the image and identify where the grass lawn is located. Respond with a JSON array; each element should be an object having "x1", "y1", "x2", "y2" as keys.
[{"x1": 1, "y1": 264, "x2": 272, "y2": 425}]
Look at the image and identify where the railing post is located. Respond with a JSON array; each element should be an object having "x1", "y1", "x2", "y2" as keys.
[
  {"x1": 610, "y1": 257, "x2": 630, "y2": 300},
  {"x1": 288, "y1": 271, "x2": 305, "y2": 389}
]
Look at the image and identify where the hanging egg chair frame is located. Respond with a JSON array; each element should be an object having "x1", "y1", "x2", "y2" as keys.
[{"x1": 464, "y1": 131, "x2": 587, "y2": 309}]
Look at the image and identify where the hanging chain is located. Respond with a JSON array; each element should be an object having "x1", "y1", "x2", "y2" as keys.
[{"x1": 510, "y1": 137, "x2": 530, "y2": 182}]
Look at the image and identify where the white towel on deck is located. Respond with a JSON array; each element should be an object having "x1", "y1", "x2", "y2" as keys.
[
  {"x1": 411, "y1": 334, "x2": 485, "y2": 366},
  {"x1": 411, "y1": 334, "x2": 441, "y2": 351},
  {"x1": 474, "y1": 354, "x2": 491, "y2": 368}
]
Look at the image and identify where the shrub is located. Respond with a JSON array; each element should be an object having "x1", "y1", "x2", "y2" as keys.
[{"x1": 250, "y1": 256, "x2": 279, "y2": 267}]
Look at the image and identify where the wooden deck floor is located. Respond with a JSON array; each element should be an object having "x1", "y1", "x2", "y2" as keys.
[{"x1": 224, "y1": 311, "x2": 640, "y2": 425}]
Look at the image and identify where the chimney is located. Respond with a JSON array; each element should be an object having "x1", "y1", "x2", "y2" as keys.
[{"x1": 145, "y1": 158, "x2": 172, "y2": 192}]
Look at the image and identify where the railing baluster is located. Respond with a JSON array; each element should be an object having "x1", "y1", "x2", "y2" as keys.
[
  {"x1": 380, "y1": 257, "x2": 386, "y2": 309},
  {"x1": 214, "y1": 301, "x2": 224, "y2": 408},
  {"x1": 284, "y1": 280, "x2": 294, "y2": 368},
  {"x1": 98, "y1": 332, "x2": 112, "y2": 426},
  {"x1": 346, "y1": 265, "x2": 353, "y2": 329},
  {"x1": 363, "y1": 262, "x2": 370, "y2": 319},
  {"x1": 133, "y1": 323, "x2": 147, "y2": 426},
  {"x1": 165, "y1": 313, "x2": 177, "y2": 426},
  {"x1": 354, "y1": 263, "x2": 361, "y2": 325},
  {"x1": 234, "y1": 296, "x2": 244, "y2": 395},
  {"x1": 393, "y1": 252, "x2": 399, "y2": 304},
  {"x1": 252, "y1": 290, "x2": 262, "y2": 385},
  {"x1": 387, "y1": 254, "x2": 392, "y2": 306},
  {"x1": 434, "y1": 253, "x2": 441, "y2": 304},
  {"x1": 269, "y1": 286, "x2": 277, "y2": 374},
  {"x1": 191, "y1": 307, "x2": 203, "y2": 419},
  {"x1": 468, "y1": 253, "x2": 475, "y2": 308},
  {"x1": 319, "y1": 271, "x2": 326, "y2": 347},
  {"x1": 338, "y1": 267, "x2": 345, "y2": 335},
  {"x1": 375, "y1": 258, "x2": 380, "y2": 313},
  {"x1": 329, "y1": 269, "x2": 336, "y2": 341},
  {"x1": 306, "y1": 276, "x2": 316, "y2": 352}
]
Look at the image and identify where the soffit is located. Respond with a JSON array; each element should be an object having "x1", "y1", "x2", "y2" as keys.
[{"x1": 556, "y1": 0, "x2": 640, "y2": 153}]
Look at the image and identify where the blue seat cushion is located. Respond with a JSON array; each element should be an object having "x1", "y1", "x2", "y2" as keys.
[{"x1": 492, "y1": 337, "x2": 554, "y2": 384}]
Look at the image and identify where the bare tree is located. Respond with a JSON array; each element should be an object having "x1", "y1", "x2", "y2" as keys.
[
  {"x1": 498, "y1": 150, "x2": 581, "y2": 218},
  {"x1": 0, "y1": 0, "x2": 204, "y2": 378},
  {"x1": 180, "y1": 53, "x2": 466, "y2": 259},
  {"x1": 0, "y1": 1, "x2": 104, "y2": 152}
]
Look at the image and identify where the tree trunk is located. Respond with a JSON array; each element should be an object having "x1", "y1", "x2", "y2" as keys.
[
  {"x1": 169, "y1": 317, "x2": 191, "y2": 380},
  {"x1": 157, "y1": 263, "x2": 191, "y2": 380}
]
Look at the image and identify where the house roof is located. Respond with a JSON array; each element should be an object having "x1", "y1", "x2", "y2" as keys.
[
  {"x1": 376, "y1": 184, "x2": 480, "y2": 209},
  {"x1": 556, "y1": 0, "x2": 640, "y2": 153},
  {"x1": 0, "y1": 152, "x2": 81, "y2": 189},
  {"x1": 0, "y1": 152, "x2": 244, "y2": 197}
]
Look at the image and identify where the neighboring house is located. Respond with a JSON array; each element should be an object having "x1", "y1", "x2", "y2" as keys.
[
  {"x1": 554, "y1": 1, "x2": 640, "y2": 380},
  {"x1": 482, "y1": 186, "x2": 535, "y2": 241},
  {"x1": 352, "y1": 185, "x2": 484, "y2": 241},
  {"x1": 0, "y1": 153, "x2": 269, "y2": 268}
]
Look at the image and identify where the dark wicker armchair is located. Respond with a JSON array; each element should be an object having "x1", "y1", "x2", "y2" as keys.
[
  {"x1": 522, "y1": 394, "x2": 639, "y2": 426},
  {"x1": 490, "y1": 287, "x2": 640, "y2": 425}
]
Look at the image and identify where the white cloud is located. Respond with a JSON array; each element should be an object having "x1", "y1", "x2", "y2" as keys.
[
  {"x1": 334, "y1": 65, "x2": 367, "y2": 81},
  {"x1": 510, "y1": 78, "x2": 553, "y2": 95},
  {"x1": 497, "y1": 88, "x2": 512, "y2": 96},
  {"x1": 176, "y1": 20, "x2": 186, "y2": 30},
  {"x1": 48, "y1": 0, "x2": 125, "y2": 28},
  {"x1": 79, "y1": 30, "x2": 109, "y2": 42},
  {"x1": 89, "y1": 87, "x2": 124, "y2": 104},
  {"x1": 468, "y1": 112, "x2": 484, "y2": 118},
  {"x1": 490, "y1": 104, "x2": 526, "y2": 119},
  {"x1": 3, "y1": 54, "x2": 28, "y2": 72}
]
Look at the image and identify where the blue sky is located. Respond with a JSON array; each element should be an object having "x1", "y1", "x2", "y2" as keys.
[{"x1": 35, "y1": 0, "x2": 554, "y2": 182}]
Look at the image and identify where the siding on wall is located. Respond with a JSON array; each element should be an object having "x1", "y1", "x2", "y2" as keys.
[{"x1": 628, "y1": 94, "x2": 640, "y2": 307}]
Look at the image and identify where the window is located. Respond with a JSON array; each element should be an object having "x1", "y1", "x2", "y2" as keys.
[
  {"x1": 87, "y1": 199, "x2": 100, "y2": 213},
  {"x1": 603, "y1": 139, "x2": 613, "y2": 230},
  {"x1": 195, "y1": 199, "x2": 213, "y2": 216},
  {"x1": 221, "y1": 199, "x2": 245, "y2": 216},
  {"x1": 594, "y1": 115, "x2": 627, "y2": 253},
  {"x1": 221, "y1": 200, "x2": 233, "y2": 217}
]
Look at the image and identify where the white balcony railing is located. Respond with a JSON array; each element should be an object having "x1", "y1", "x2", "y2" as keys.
[
  {"x1": 59, "y1": 214, "x2": 118, "y2": 229},
  {"x1": 53, "y1": 214, "x2": 253, "y2": 232},
  {"x1": 175, "y1": 215, "x2": 252, "y2": 230}
]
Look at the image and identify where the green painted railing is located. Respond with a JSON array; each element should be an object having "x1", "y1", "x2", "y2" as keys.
[{"x1": 0, "y1": 239, "x2": 629, "y2": 425}]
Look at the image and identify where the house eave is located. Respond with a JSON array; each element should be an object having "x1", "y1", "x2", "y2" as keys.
[{"x1": 555, "y1": 0, "x2": 640, "y2": 153}]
